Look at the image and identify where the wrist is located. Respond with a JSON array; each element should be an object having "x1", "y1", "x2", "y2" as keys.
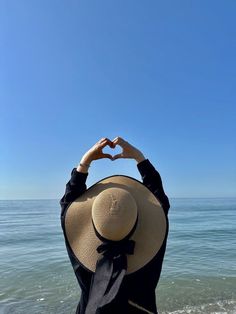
[
  {"x1": 135, "y1": 153, "x2": 145, "y2": 164},
  {"x1": 77, "y1": 162, "x2": 90, "y2": 173},
  {"x1": 77, "y1": 155, "x2": 92, "y2": 173}
]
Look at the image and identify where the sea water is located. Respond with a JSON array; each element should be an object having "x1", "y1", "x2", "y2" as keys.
[{"x1": 0, "y1": 198, "x2": 235, "y2": 314}]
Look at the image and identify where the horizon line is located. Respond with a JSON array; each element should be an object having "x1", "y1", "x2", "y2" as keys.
[{"x1": 1, "y1": 196, "x2": 236, "y2": 201}]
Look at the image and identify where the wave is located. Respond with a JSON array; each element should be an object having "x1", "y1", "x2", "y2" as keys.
[{"x1": 161, "y1": 299, "x2": 236, "y2": 314}]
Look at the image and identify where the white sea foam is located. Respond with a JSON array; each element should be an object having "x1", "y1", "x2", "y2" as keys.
[{"x1": 162, "y1": 300, "x2": 236, "y2": 314}]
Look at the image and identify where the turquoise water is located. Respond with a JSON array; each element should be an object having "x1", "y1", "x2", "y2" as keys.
[{"x1": 0, "y1": 198, "x2": 235, "y2": 313}]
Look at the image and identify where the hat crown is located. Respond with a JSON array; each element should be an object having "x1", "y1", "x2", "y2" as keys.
[{"x1": 92, "y1": 187, "x2": 138, "y2": 241}]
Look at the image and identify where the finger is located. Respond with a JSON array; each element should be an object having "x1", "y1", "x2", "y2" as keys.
[
  {"x1": 98, "y1": 137, "x2": 107, "y2": 144},
  {"x1": 112, "y1": 137, "x2": 125, "y2": 146},
  {"x1": 109, "y1": 140, "x2": 115, "y2": 148},
  {"x1": 101, "y1": 153, "x2": 113, "y2": 160},
  {"x1": 100, "y1": 140, "x2": 113, "y2": 149},
  {"x1": 112, "y1": 136, "x2": 121, "y2": 142},
  {"x1": 112, "y1": 153, "x2": 124, "y2": 160},
  {"x1": 105, "y1": 139, "x2": 114, "y2": 147}
]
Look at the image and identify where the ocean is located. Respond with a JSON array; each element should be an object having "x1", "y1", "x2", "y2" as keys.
[{"x1": 0, "y1": 198, "x2": 235, "y2": 314}]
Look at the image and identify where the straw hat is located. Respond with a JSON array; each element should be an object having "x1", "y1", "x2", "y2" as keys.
[{"x1": 64, "y1": 175, "x2": 167, "y2": 274}]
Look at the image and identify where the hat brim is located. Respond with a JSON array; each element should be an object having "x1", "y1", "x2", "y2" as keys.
[{"x1": 64, "y1": 175, "x2": 168, "y2": 274}]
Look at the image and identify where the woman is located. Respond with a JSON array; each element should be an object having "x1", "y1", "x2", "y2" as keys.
[{"x1": 60, "y1": 137, "x2": 170, "y2": 314}]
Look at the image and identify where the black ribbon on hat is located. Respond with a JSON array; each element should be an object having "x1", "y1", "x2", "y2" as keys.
[{"x1": 85, "y1": 217, "x2": 138, "y2": 314}]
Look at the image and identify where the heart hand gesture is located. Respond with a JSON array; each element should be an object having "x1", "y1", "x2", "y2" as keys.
[{"x1": 77, "y1": 137, "x2": 145, "y2": 173}]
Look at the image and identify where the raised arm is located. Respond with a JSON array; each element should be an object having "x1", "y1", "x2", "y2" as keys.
[
  {"x1": 60, "y1": 138, "x2": 114, "y2": 218},
  {"x1": 60, "y1": 170, "x2": 88, "y2": 219},
  {"x1": 60, "y1": 137, "x2": 170, "y2": 219},
  {"x1": 137, "y1": 159, "x2": 170, "y2": 215},
  {"x1": 112, "y1": 137, "x2": 170, "y2": 215}
]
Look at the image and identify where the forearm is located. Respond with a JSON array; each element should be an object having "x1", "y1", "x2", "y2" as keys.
[
  {"x1": 60, "y1": 138, "x2": 111, "y2": 217},
  {"x1": 137, "y1": 159, "x2": 170, "y2": 214},
  {"x1": 134, "y1": 153, "x2": 146, "y2": 164},
  {"x1": 60, "y1": 169, "x2": 88, "y2": 218}
]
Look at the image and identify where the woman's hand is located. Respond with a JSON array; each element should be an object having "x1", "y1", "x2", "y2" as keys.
[
  {"x1": 77, "y1": 137, "x2": 146, "y2": 173},
  {"x1": 77, "y1": 138, "x2": 114, "y2": 173},
  {"x1": 112, "y1": 137, "x2": 145, "y2": 163}
]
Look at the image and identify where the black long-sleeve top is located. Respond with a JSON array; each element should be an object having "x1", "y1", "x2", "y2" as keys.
[{"x1": 60, "y1": 159, "x2": 170, "y2": 314}]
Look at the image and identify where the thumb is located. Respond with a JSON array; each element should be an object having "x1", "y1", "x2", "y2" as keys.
[
  {"x1": 101, "y1": 153, "x2": 113, "y2": 160},
  {"x1": 112, "y1": 153, "x2": 124, "y2": 160}
]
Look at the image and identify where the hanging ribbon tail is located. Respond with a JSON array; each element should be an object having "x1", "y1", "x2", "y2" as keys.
[
  {"x1": 85, "y1": 240, "x2": 135, "y2": 314},
  {"x1": 98, "y1": 254, "x2": 127, "y2": 308},
  {"x1": 85, "y1": 257, "x2": 113, "y2": 314}
]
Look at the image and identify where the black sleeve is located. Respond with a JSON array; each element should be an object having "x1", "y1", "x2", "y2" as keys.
[
  {"x1": 60, "y1": 168, "x2": 88, "y2": 219},
  {"x1": 137, "y1": 159, "x2": 170, "y2": 215}
]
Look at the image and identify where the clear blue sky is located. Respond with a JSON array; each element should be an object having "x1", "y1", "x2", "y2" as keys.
[{"x1": 1, "y1": 0, "x2": 235, "y2": 199}]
